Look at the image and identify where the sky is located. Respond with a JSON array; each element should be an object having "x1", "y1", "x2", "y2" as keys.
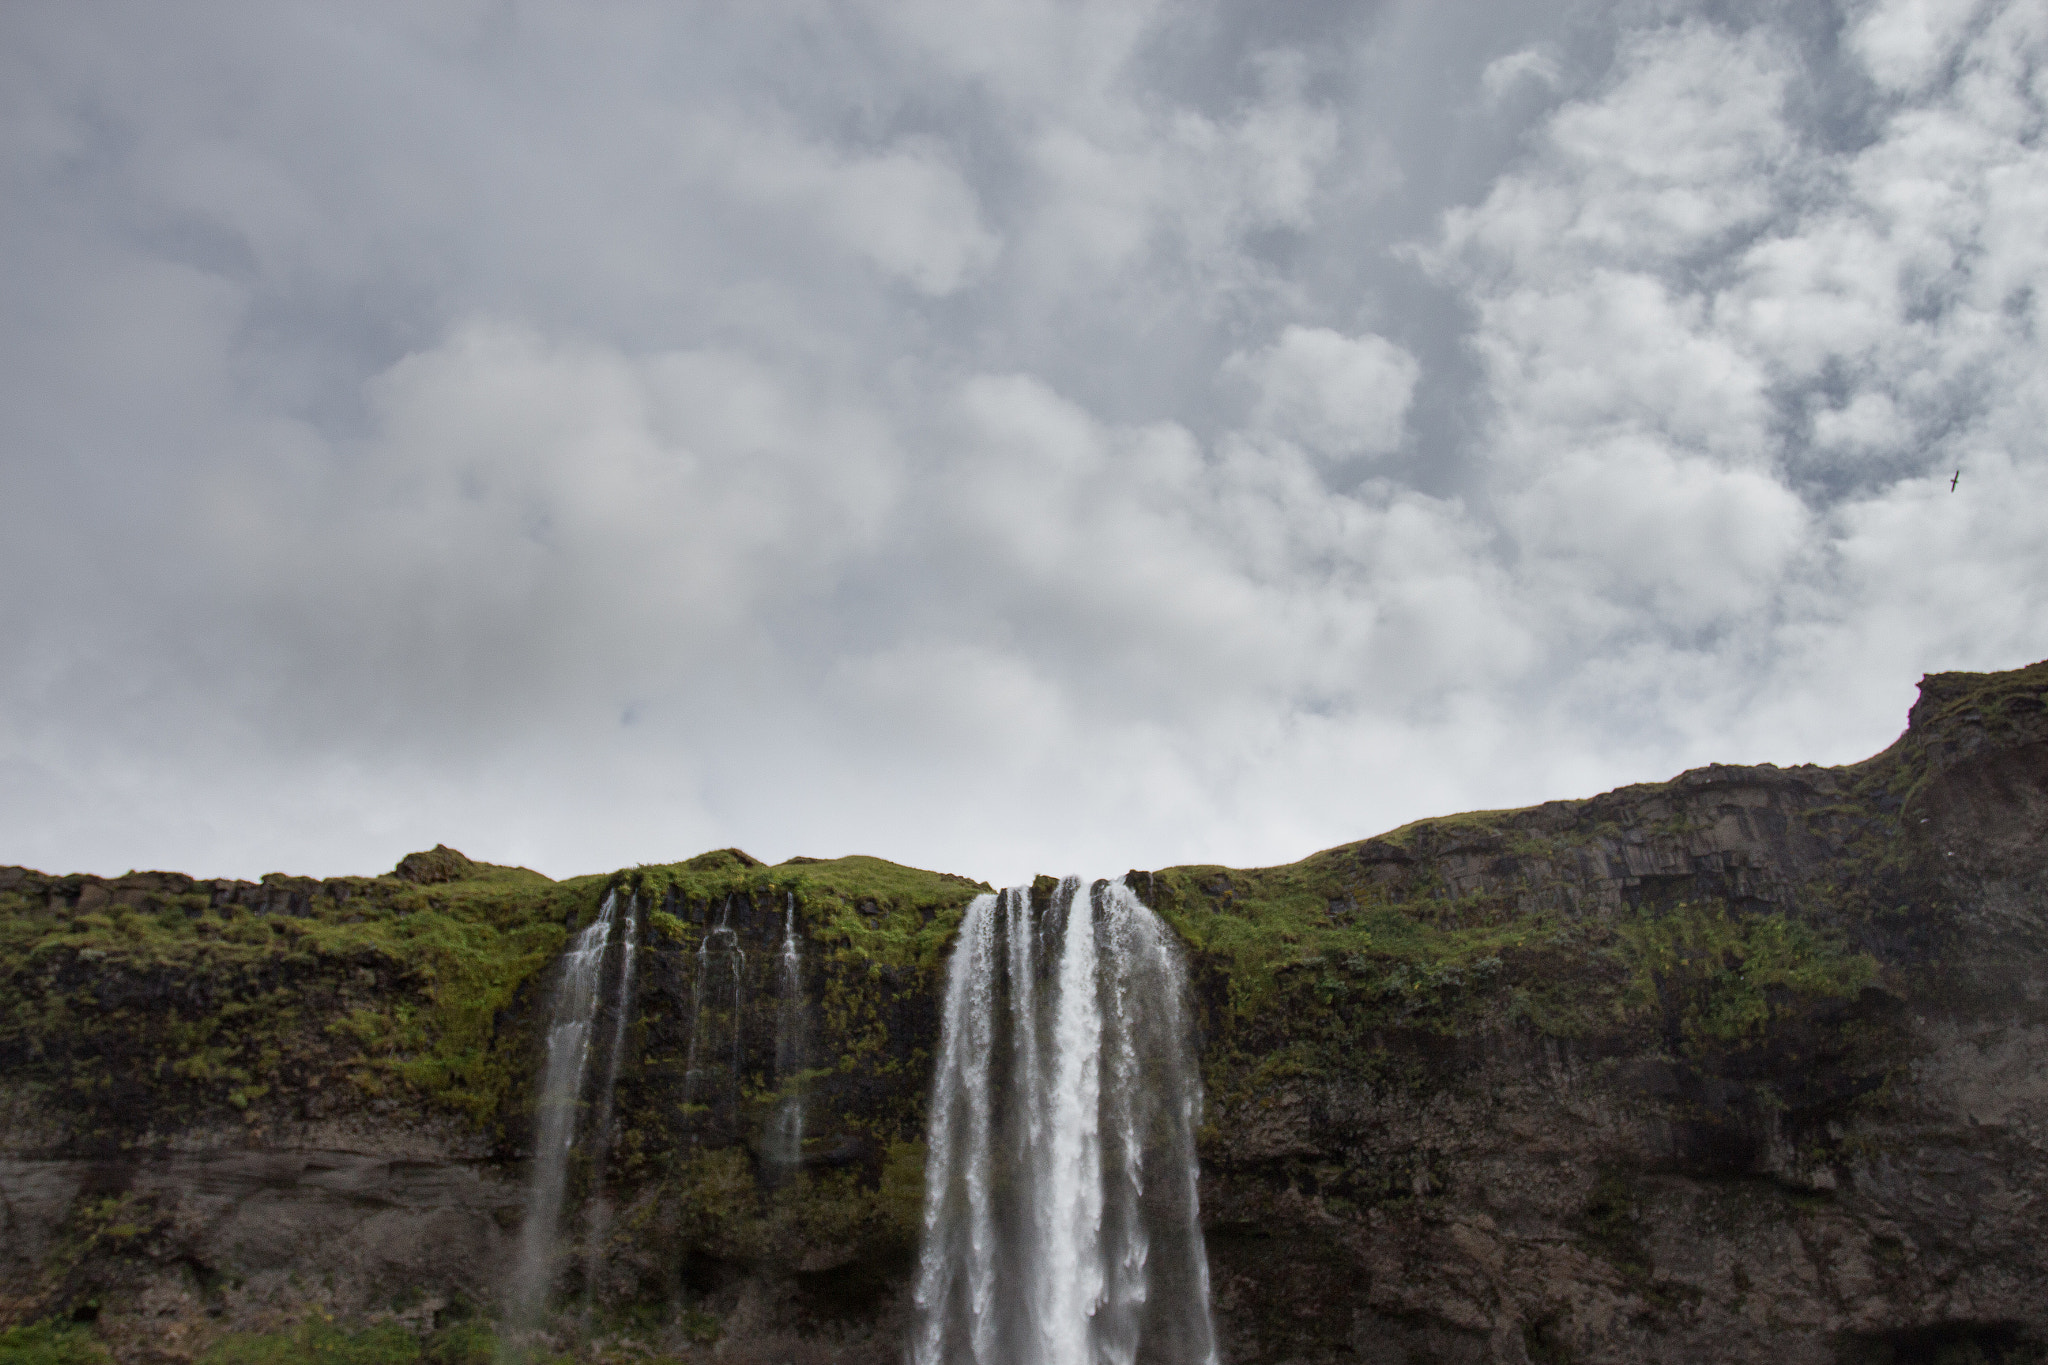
[{"x1": 3, "y1": 0, "x2": 2045, "y2": 887}]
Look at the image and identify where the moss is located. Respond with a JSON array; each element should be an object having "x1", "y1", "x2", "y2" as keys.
[
  {"x1": 1908, "y1": 658, "x2": 2048, "y2": 740},
  {"x1": 1149, "y1": 861, "x2": 1541, "y2": 1031},
  {"x1": 0, "y1": 1319, "x2": 112, "y2": 1365},
  {"x1": 199, "y1": 1318, "x2": 512, "y2": 1365},
  {"x1": 1374, "y1": 806, "x2": 1544, "y2": 849},
  {"x1": 877, "y1": 1139, "x2": 928, "y2": 1237},
  {"x1": 1614, "y1": 902, "x2": 1878, "y2": 1050},
  {"x1": 611, "y1": 853, "x2": 985, "y2": 973},
  {"x1": 0, "y1": 858, "x2": 606, "y2": 1137},
  {"x1": 676, "y1": 1310, "x2": 721, "y2": 1345}
]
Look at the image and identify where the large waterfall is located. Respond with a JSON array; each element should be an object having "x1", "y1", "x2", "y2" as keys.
[{"x1": 913, "y1": 876, "x2": 1218, "y2": 1365}]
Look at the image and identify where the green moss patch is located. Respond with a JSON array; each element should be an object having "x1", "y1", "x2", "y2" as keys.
[
  {"x1": 0, "y1": 1319, "x2": 112, "y2": 1365},
  {"x1": 1615, "y1": 902, "x2": 1878, "y2": 1051}
]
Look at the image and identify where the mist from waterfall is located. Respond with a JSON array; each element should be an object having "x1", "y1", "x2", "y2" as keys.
[
  {"x1": 913, "y1": 876, "x2": 1218, "y2": 1365},
  {"x1": 509, "y1": 889, "x2": 630, "y2": 1321},
  {"x1": 764, "y1": 891, "x2": 807, "y2": 1172}
]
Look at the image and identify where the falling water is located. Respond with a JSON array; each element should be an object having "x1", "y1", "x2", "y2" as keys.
[
  {"x1": 581, "y1": 892, "x2": 639, "y2": 1310},
  {"x1": 764, "y1": 892, "x2": 807, "y2": 1172},
  {"x1": 509, "y1": 890, "x2": 626, "y2": 1321},
  {"x1": 682, "y1": 895, "x2": 746, "y2": 1124},
  {"x1": 913, "y1": 877, "x2": 1218, "y2": 1365}
]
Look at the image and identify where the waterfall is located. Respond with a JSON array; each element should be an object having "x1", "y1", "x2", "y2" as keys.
[
  {"x1": 509, "y1": 889, "x2": 627, "y2": 1321},
  {"x1": 581, "y1": 892, "x2": 639, "y2": 1310},
  {"x1": 764, "y1": 892, "x2": 807, "y2": 1172},
  {"x1": 913, "y1": 877, "x2": 1218, "y2": 1365},
  {"x1": 682, "y1": 895, "x2": 745, "y2": 1126}
]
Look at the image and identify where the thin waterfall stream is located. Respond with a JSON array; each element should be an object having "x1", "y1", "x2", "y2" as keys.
[
  {"x1": 581, "y1": 892, "x2": 639, "y2": 1313},
  {"x1": 682, "y1": 895, "x2": 745, "y2": 1124},
  {"x1": 508, "y1": 889, "x2": 628, "y2": 1322},
  {"x1": 913, "y1": 876, "x2": 1218, "y2": 1365},
  {"x1": 765, "y1": 891, "x2": 807, "y2": 1173}
]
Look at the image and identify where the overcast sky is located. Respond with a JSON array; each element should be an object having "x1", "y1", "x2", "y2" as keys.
[{"x1": 3, "y1": 0, "x2": 2044, "y2": 886}]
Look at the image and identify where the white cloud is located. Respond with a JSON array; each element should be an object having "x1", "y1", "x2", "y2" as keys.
[
  {"x1": 1504, "y1": 439, "x2": 1812, "y2": 631},
  {"x1": 1428, "y1": 2, "x2": 2048, "y2": 764},
  {"x1": 1480, "y1": 48, "x2": 1561, "y2": 102},
  {"x1": 1849, "y1": 0, "x2": 1984, "y2": 93},
  {"x1": 1227, "y1": 326, "x2": 1418, "y2": 458},
  {"x1": 728, "y1": 132, "x2": 1003, "y2": 296}
]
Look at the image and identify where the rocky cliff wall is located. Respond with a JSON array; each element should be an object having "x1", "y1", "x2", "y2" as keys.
[{"x1": 2, "y1": 661, "x2": 2044, "y2": 1365}]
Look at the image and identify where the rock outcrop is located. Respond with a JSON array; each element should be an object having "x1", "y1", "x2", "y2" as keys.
[{"x1": 1, "y1": 661, "x2": 2043, "y2": 1364}]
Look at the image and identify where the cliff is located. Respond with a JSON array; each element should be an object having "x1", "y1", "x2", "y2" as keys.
[{"x1": 2, "y1": 660, "x2": 2045, "y2": 1365}]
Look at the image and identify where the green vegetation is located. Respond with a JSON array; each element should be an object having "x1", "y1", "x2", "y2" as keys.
[
  {"x1": 202, "y1": 1319, "x2": 419, "y2": 1365},
  {"x1": 200, "y1": 1318, "x2": 512, "y2": 1365},
  {"x1": 597, "y1": 849, "x2": 983, "y2": 1176},
  {"x1": 0, "y1": 1320, "x2": 111, "y2": 1365},
  {"x1": 609, "y1": 848, "x2": 985, "y2": 973},
  {"x1": 1857, "y1": 657, "x2": 2048, "y2": 818},
  {"x1": 1149, "y1": 857, "x2": 1540, "y2": 1031},
  {"x1": 1615, "y1": 902, "x2": 1877, "y2": 1050},
  {"x1": 0, "y1": 843, "x2": 989, "y2": 1345},
  {"x1": 0, "y1": 855, "x2": 604, "y2": 1133}
]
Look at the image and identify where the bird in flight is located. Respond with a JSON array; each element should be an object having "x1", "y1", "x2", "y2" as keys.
[{"x1": 1950, "y1": 469, "x2": 1960, "y2": 492}]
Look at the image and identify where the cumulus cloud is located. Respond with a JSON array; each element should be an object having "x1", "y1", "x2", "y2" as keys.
[
  {"x1": 1, "y1": 0, "x2": 2044, "y2": 885},
  {"x1": 1429, "y1": 1, "x2": 2048, "y2": 751},
  {"x1": 1849, "y1": 0, "x2": 1984, "y2": 92},
  {"x1": 726, "y1": 131, "x2": 1002, "y2": 296},
  {"x1": 1480, "y1": 48, "x2": 1561, "y2": 102},
  {"x1": 1227, "y1": 326, "x2": 1419, "y2": 458}
]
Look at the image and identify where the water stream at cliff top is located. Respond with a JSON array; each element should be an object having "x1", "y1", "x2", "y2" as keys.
[
  {"x1": 764, "y1": 891, "x2": 807, "y2": 1174},
  {"x1": 913, "y1": 876, "x2": 1218, "y2": 1365},
  {"x1": 509, "y1": 888, "x2": 627, "y2": 1321},
  {"x1": 682, "y1": 895, "x2": 745, "y2": 1125}
]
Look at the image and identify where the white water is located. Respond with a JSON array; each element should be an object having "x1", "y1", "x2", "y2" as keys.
[
  {"x1": 913, "y1": 877, "x2": 1219, "y2": 1365},
  {"x1": 765, "y1": 892, "x2": 807, "y2": 1172},
  {"x1": 509, "y1": 889, "x2": 628, "y2": 1320},
  {"x1": 581, "y1": 892, "x2": 639, "y2": 1310}
]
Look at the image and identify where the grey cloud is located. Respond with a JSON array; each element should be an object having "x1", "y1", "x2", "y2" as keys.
[{"x1": 1, "y1": 0, "x2": 2044, "y2": 887}]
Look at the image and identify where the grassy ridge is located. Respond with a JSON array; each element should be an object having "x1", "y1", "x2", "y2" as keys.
[
  {"x1": 0, "y1": 858, "x2": 604, "y2": 1138},
  {"x1": 0, "y1": 844, "x2": 990, "y2": 1144}
]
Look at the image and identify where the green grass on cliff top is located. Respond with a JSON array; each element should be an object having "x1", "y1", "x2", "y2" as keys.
[
  {"x1": 0, "y1": 846, "x2": 984, "y2": 1132},
  {"x1": 0, "y1": 857, "x2": 604, "y2": 1127},
  {"x1": 609, "y1": 848, "x2": 986, "y2": 972}
]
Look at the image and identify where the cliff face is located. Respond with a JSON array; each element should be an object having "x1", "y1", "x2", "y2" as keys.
[
  {"x1": 1165, "y1": 660, "x2": 2048, "y2": 1365},
  {"x1": 2, "y1": 661, "x2": 2044, "y2": 1365}
]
